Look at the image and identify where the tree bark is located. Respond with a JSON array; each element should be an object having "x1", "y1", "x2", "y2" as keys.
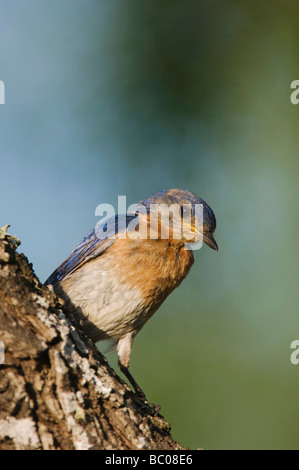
[{"x1": 0, "y1": 225, "x2": 186, "y2": 450}]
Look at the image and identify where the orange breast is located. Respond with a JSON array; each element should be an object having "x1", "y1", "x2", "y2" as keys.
[{"x1": 107, "y1": 237, "x2": 194, "y2": 307}]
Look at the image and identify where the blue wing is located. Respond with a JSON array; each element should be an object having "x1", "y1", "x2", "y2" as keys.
[{"x1": 45, "y1": 214, "x2": 138, "y2": 285}]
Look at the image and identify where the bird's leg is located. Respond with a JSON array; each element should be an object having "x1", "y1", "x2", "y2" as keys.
[
  {"x1": 119, "y1": 364, "x2": 146, "y2": 399},
  {"x1": 117, "y1": 333, "x2": 146, "y2": 399}
]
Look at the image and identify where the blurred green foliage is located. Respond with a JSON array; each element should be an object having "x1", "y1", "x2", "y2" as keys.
[{"x1": 0, "y1": 0, "x2": 299, "y2": 449}]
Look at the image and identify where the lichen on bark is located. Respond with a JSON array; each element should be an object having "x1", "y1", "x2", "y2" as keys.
[{"x1": 0, "y1": 225, "x2": 186, "y2": 450}]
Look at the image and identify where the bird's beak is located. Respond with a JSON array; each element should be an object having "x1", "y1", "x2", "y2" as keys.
[{"x1": 203, "y1": 233, "x2": 218, "y2": 251}]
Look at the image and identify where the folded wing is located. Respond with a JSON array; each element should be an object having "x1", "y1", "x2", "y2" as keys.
[{"x1": 45, "y1": 214, "x2": 138, "y2": 285}]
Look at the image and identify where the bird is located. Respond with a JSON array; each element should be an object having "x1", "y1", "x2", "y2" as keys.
[{"x1": 45, "y1": 189, "x2": 217, "y2": 398}]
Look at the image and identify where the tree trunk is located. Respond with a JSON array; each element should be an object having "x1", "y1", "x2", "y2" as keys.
[{"x1": 0, "y1": 225, "x2": 186, "y2": 450}]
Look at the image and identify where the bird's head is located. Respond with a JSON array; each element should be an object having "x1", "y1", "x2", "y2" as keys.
[{"x1": 141, "y1": 189, "x2": 218, "y2": 251}]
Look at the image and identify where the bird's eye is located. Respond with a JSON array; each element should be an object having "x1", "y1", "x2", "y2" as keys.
[{"x1": 180, "y1": 205, "x2": 192, "y2": 218}]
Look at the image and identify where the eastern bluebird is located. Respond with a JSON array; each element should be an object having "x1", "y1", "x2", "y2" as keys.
[{"x1": 45, "y1": 189, "x2": 217, "y2": 397}]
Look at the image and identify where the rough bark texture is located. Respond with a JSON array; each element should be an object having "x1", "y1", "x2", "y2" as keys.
[{"x1": 0, "y1": 225, "x2": 186, "y2": 450}]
